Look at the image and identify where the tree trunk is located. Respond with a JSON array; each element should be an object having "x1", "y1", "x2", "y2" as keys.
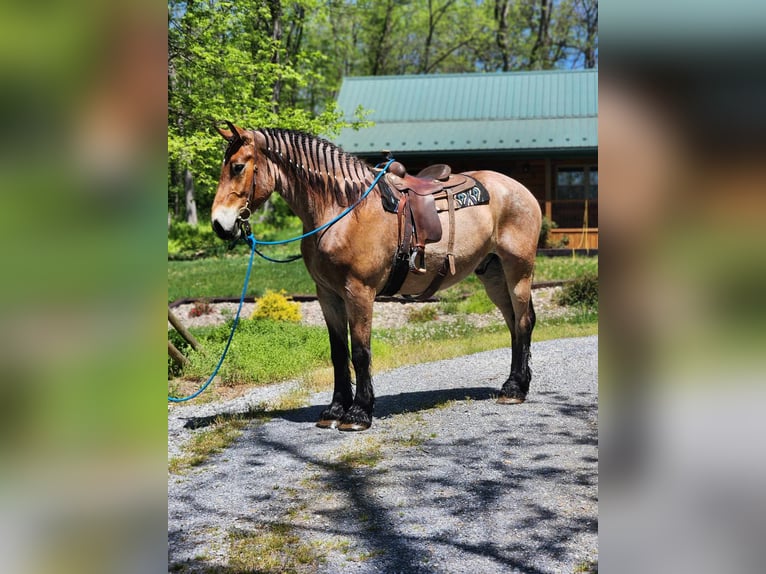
[
  {"x1": 421, "y1": 0, "x2": 436, "y2": 73},
  {"x1": 530, "y1": 0, "x2": 551, "y2": 69},
  {"x1": 583, "y1": 0, "x2": 598, "y2": 68},
  {"x1": 268, "y1": 0, "x2": 283, "y2": 111},
  {"x1": 184, "y1": 168, "x2": 198, "y2": 225},
  {"x1": 370, "y1": 0, "x2": 395, "y2": 75},
  {"x1": 494, "y1": 0, "x2": 511, "y2": 72}
]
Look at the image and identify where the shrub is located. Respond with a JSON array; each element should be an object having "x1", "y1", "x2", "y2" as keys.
[
  {"x1": 168, "y1": 221, "x2": 221, "y2": 257},
  {"x1": 538, "y1": 216, "x2": 559, "y2": 248},
  {"x1": 188, "y1": 299, "x2": 214, "y2": 318},
  {"x1": 251, "y1": 290, "x2": 302, "y2": 323},
  {"x1": 556, "y1": 272, "x2": 598, "y2": 309}
]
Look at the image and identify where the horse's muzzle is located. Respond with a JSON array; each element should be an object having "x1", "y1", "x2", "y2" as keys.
[{"x1": 212, "y1": 218, "x2": 239, "y2": 241}]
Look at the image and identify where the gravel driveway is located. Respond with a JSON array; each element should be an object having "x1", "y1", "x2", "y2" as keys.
[{"x1": 168, "y1": 335, "x2": 598, "y2": 573}]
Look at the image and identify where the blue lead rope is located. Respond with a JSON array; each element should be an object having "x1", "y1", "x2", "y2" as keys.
[{"x1": 168, "y1": 158, "x2": 394, "y2": 403}]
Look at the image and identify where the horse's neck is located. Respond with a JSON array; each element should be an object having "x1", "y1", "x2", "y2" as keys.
[
  {"x1": 266, "y1": 150, "x2": 374, "y2": 229},
  {"x1": 270, "y1": 163, "x2": 334, "y2": 228}
]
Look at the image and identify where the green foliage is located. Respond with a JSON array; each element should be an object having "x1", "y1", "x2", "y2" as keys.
[
  {"x1": 168, "y1": 0, "x2": 370, "y2": 223},
  {"x1": 168, "y1": 1, "x2": 597, "y2": 224},
  {"x1": 538, "y1": 216, "x2": 559, "y2": 248},
  {"x1": 184, "y1": 320, "x2": 330, "y2": 386},
  {"x1": 167, "y1": 221, "x2": 223, "y2": 258},
  {"x1": 301, "y1": 0, "x2": 597, "y2": 80},
  {"x1": 251, "y1": 290, "x2": 302, "y2": 322},
  {"x1": 168, "y1": 329, "x2": 191, "y2": 379},
  {"x1": 226, "y1": 522, "x2": 327, "y2": 573},
  {"x1": 248, "y1": 195, "x2": 302, "y2": 236},
  {"x1": 557, "y1": 272, "x2": 598, "y2": 309}
]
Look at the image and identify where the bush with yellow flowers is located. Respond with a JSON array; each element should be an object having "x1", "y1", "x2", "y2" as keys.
[{"x1": 250, "y1": 289, "x2": 302, "y2": 323}]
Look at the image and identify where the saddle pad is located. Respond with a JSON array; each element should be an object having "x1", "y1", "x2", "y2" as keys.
[
  {"x1": 379, "y1": 176, "x2": 489, "y2": 214},
  {"x1": 435, "y1": 180, "x2": 490, "y2": 212}
]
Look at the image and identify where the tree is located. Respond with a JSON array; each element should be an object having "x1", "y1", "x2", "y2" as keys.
[
  {"x1": 167, "y1": 0, "x2": 597, "y2": 223},
  {"x1": 168, "y1": 0, "x2": 358, "y2": 223},
  {"x1": 488, "y1": 0, "x2": 597, "y2": 71},
  {"x1": 571, "y1": 0, "x2": 598, "y2": 68}
]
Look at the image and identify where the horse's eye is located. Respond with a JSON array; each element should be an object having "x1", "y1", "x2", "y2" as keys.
[{"x1": 232, "y1": 163, "x2": 246, "y2": 176}]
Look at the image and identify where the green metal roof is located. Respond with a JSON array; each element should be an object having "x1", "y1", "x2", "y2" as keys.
[{"x1": 334, "y1": 69, "x2": 597, "y2": 154}]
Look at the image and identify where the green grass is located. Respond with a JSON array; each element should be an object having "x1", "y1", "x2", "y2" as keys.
[
  {"x1": 225, "y1": 524, "x2": 326, "y2": 573},
  {"x1": 372, "y1": 309, "x2": 597, "y2": 373},
  {"x1": 533, "y1": 254, "x2": 598, "y2": 282},
  {"x1": 168, "y1": 250, "x2": 314, "y2": 302},
  {"x1": 168, "y1": 251, "x2": 597, "y2": 303},
  {"x1": 169, "y1": 253, "x2": 597, "y2": 396},
  {"x1": 333, "y1": 437, "x2": 384, "y2": 469},
  {"x1": 170, "y1": 309, "x2": 596, "y2": 400},
  {"x1": 169, "y1": 414, "x2": 253, "y2": 474},
  {"x1": 182, "y1": 319, "x2": 330, "y2": 387}
]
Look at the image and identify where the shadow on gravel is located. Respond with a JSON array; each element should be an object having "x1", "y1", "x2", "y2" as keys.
[
  {"x1": 280, "y1": 385, "x2": 498, "y2": 423},
  {"x1": 179, "y1": 386, "x2": 498, "y2": 429},
  {"x1": 233, "y1": 433, "x2": 570, "y2": 574},
  {"x1": 171, "y1": 376, "x2": 597, "y2": 572}
]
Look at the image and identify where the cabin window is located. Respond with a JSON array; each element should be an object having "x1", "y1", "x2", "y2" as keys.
[
  {"x1": 552, "y1": 166, "x2": 598, "y2": 228},
  {"x1": 556, "y1": 166, "x2": 598, "y2": 200}
]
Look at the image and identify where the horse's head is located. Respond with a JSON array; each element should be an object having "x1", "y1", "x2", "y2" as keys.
[{"x1": 211, "y1": 122, "x2": 271, "y2": 241}]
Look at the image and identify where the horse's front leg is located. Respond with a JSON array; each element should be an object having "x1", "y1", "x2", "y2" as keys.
[
  {"x1": 338, "y1": 284, "x2": 376, "y2": 432},
  {"x1": 316, "y1": 287, "x2": 353, "y2": 429}
]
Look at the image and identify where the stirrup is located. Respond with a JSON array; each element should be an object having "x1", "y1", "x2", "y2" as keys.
[{"x1": 409, "y1": 249, "x2": 427, "y2": 274}]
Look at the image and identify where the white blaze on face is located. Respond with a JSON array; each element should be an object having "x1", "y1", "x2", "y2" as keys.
[{"x1": 211, "y1": 205, "x2": 240, "y2": 237}]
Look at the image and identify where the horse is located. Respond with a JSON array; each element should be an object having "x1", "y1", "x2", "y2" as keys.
[{"x1": 211, "y1": 123, "x2": 542, "y2": 431}]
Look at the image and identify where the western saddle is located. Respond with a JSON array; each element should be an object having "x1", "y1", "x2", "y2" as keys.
[{"x1": 379, "y1": 160, "x2": 489, "y2": 299}]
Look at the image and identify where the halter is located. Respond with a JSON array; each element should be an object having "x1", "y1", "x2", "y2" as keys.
[
  {"x1": 234, "y1": 158, "x2": 256, "y2": 240},
  {"x1": 227, "y1": 128, "x2": 258, "y2": 245}
]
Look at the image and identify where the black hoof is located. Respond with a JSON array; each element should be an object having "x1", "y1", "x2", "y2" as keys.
[
  {"x1": 498, "y1": 379, "x2": 528, "y2": 404},
  {"x1": 338, "y1": 421, "x2": 371, "y2": 432},
  {"x1": 497, "y1": 394, "x2": 526, "y2": 405},
  {"x1": 317, "y1": 402, "x2": 347, "y2": 430},
  {"x1": 316, "y1": 419, "x2": 340, "y2": 429},
  {"x1": 338, "y1": 405, "x2": 372, "y2": 432}
]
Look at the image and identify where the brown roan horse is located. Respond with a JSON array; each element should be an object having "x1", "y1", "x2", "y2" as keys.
[{"x1": 211, "y1": 124, "x2": 542, "y2": 431}]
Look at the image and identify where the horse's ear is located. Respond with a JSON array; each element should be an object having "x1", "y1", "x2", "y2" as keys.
[
  {"x1": 214, "y1": 123, "x2": 232, "y2": 140},
  {"x1": 214, "y1": 121, "x2": 242, "y2": 142}
]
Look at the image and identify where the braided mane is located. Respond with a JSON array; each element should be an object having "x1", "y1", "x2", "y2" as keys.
[{"x1": 258, "y1": 128, "x2": 375, "y2": 208}]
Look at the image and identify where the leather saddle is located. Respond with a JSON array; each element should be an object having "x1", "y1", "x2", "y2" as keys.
[{"x1": 384, "y1": 161, "x2": 477, "y2": 273}]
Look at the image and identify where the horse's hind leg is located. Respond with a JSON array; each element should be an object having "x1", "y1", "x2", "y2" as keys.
[
  {"x1": 316, "y1": 286, "x2": 353, "y2": 429},
  {"x1": 476, "y1": 253, "x2": 536, "y2": 403}
]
